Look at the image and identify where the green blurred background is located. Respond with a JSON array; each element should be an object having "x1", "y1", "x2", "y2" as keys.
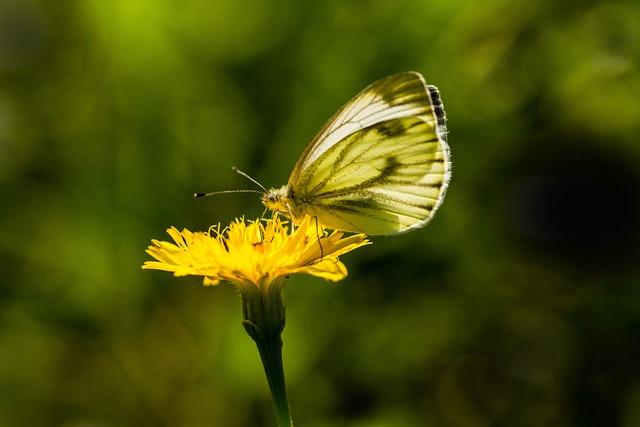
[{"x1": 1, "y1": 0, "x2": 640, "y2": 425}]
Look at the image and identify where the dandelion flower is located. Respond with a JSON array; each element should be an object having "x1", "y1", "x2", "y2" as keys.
[
  {"x1": 143, "y1": 215, "x2": 369, "y2": 427},
  {"x1": 143, "y1": 215, "x2": 369, "y2": 289}
]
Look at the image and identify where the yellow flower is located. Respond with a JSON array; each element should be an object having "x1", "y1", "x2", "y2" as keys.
[
  {"x1": 142, "y1": 215, "x2": 369, "y2": 292},
  {"x1": 143, "y1": 215, "x2": 369, "y2": 426}
]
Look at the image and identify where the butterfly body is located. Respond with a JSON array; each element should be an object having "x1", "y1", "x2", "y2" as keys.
[
  {"x1": 262, "y1": 71, "x2": 450, "y2": 235},
  {"x1": 261, "y1": 185, "x2": 295, "y2": 216}
]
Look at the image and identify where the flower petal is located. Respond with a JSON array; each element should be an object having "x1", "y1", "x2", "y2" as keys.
[{"x1": 289, "y1": 258, "x2": 348, "y2": 282}]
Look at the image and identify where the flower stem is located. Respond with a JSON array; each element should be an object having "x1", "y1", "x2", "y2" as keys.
[
  {"x1": 241, "y1": 280, "x2": 293, "y2": 426},
  {"x1": 253, "y1": 333, "x2": 293, "y2": 427}
]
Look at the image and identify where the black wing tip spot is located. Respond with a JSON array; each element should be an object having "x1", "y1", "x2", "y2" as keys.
[
  {"x1": 428, "y1": 85, "x2": 448, "y2": 143},
  {"x1": 428, "y1": 85, "x2": 441, "y2": 102},
  {"x1": 428, "y1": 86, "x2": 446, "y2": 124},
  {"x1": 427, "y1": 85, "x2": 447, "y2": 147}
]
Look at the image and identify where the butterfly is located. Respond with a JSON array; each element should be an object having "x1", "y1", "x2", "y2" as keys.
[
  {"x1": 259, "y1": 71, "x2": 450, "y2": 235},
  {"x1": 197, "y1": 71, "x2": 450, "y2": 235}
]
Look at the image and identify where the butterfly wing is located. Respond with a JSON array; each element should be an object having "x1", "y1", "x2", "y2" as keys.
[{"x1": 288, "y1": 72, "x2": 450, "y2": 235}]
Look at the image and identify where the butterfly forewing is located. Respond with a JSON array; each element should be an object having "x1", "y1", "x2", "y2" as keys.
[{"x1": 288, "y1": 72, "x2": 450, "y2": 235}]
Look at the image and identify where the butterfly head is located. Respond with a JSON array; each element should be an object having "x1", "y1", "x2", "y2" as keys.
[{"x1": 261, "y1": 185, "x2": 291, "y2": 214}]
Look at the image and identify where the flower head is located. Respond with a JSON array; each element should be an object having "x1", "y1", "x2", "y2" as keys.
[
  {"x1": 142, "y1": 215, "x2": 369, "y2": 291},
  {"x1": 143, "y1": 215, "x2": 369, "y2": 423}
]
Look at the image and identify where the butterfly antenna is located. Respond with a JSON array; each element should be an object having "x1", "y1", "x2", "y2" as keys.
[
  {"x1": 194, "y1": 189, "x2": 262, "y2": 198},
  {"x1": 232, "y1": 166, "x2": 267, "y2": 191}
]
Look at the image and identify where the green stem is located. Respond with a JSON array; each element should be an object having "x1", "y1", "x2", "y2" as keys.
[
  {"x1": 253, "y1": 333, "x2": 293, "y2": 427},
  {"x1": 241, "y1": 279, "x2": 293, "y2": 426}
]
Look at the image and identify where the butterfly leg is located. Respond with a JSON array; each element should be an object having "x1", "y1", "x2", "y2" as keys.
[
  {"x1": 314, "y1": 216, "x2": 324, "y2": 261},
  {"x1": 286, "y1": 203, "x2": 296, "y2": 232}
]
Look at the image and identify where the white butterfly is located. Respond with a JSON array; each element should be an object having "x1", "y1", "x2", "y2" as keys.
[
  {"x1": 197, "y1": 72, "x2": 450, "y2": 235},
  {"x1": 259, "y1": 72, "x2": 450, "y2": 235},
  {"x1": 258, "y1": 72, "x2": 451, "y2": 235}
]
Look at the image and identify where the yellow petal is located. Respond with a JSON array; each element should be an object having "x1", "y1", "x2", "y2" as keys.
[{"x1": 290, "y1": 258, "x2": 348, "y2": 282}]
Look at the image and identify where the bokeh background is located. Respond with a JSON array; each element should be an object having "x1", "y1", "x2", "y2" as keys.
[{"x1": 1, "y1": 0, "x2": 640, "y2": 426}]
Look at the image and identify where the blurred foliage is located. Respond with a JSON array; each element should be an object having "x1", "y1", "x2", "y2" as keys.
[{"x1": 1, "y1": 0, "x2": 640, "y2": 426}]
